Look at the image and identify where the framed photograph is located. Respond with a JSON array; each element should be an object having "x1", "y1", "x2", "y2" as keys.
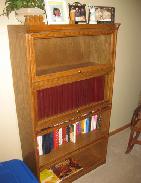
[
  {"x1": 94, "y1": 6, "x2": 115, "y2": 24},
  {"x1": 68, "y1": 2, "x2": 86, "y2": 24},
  {"x1": 88, "y1": 6, "x2": 97, "y2": 24},
  {"x1": 44, "y1": 0, "x2": 69, "y2": 24}
]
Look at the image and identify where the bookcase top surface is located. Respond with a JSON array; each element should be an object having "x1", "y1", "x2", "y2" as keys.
[{"x1": 8, "y1": 23, "x2": 120, "y2": 34}]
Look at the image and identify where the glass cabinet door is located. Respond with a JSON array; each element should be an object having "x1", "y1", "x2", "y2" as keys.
[{"x1": 32, "y1": 34, "x2": 112, "y2": 76}]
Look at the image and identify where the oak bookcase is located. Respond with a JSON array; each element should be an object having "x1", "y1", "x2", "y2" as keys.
[{"x1": 8, "y1": 23, "x2": 120, "y2": 182}]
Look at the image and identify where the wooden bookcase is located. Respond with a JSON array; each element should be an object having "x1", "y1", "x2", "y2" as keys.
[{"x1": 8, "y1": 23, "x2": 120, "y2": 182}]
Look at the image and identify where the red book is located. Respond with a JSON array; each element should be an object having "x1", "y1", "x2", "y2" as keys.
[
  {"x1": 54, "y1": 129, "x2": 59, "y2": 149},
  {"x1": 62, "y1": 127, "x2": 67, "y2": 144}
]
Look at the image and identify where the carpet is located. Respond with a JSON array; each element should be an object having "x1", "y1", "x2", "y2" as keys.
[{"x1": 73, "y1": 128, "x2": 141, "y2": 183}]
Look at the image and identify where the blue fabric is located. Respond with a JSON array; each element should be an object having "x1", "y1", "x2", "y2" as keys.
[{"x1": 0, "y1": 159, "x2": 38, "y2": 183}]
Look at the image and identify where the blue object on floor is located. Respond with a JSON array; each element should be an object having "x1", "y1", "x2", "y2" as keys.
[{"x1": 0, "y1": 159, "x2": 39, "y2": 183}]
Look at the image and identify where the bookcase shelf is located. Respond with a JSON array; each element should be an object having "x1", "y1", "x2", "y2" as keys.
[
  {"x1": 39, "y1": 129, "x2": 107, "y2": 169},
  {"x1": 40, "y1": 138, "x2": 107, "y2": 183},
  {"x1": 8, "y1": 23, "x2": 120, "y2": 182},
  {"x1": 61, "y1": 139, "x2": 107, "y2": 183}
]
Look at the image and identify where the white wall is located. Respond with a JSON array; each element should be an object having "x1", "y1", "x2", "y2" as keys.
[
  {"x1": 0, "y1": 2, "x2": 22, "y2": 161},
  {"x1": 0, "y1": 0, "x2": 141, "y2": 162}
]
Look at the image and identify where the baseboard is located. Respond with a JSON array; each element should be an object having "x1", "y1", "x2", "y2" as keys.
[{"x1": 109, "y1": 123, "x2": 130, "y2": 136}]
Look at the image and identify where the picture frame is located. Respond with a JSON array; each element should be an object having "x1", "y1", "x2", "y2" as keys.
[
  {"x1": 88, "y1": 6, "x2": 97, "y2": 24},
  {"x1": 68, "y1": 2, "x2": 86, "y2": 24},
  {"x1": 91, "y1": 6, "x2": 115, "y2": 24},
  {"x1": 44, "y1": 0, "x2": 69, "y2": 24}
]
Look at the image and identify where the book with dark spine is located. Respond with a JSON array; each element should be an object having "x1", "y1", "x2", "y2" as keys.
[{"x1": 42, "y1": 132, "x2": 54, "y2": 155}]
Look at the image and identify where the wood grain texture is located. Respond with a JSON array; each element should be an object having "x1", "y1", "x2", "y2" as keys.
[{"x1": 8, "y1": 26, "x2": 38, "y2": 175}]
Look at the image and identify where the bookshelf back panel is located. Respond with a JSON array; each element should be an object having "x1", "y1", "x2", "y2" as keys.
[
  {"x1": 34, "y1": 35, "x2": 111, "y2": 76},
  {"x1": 37, "y1": 76, "x2": 104, "y2": 120},
  {"x1": 72, "y1": 138, "x2": 107, "y2": 169}
]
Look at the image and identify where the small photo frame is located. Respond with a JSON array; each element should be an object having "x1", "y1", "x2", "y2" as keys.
[
  {"x1": 94, "y1": 6, "x2": 115, "y2": 24},
  {"x1": 88, "y1": 6, "x2": 97, "y2": 24},
  {"x1": 68, "y1": 2, "x2": 86, "y2": 23},
  {"x1": 44, "y1": 0, "x2": 69, "y2": 24}
]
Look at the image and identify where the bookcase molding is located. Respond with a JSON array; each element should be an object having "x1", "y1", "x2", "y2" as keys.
[{"x1": 8, "y1": 23, "x2": 120, "y2": 182}]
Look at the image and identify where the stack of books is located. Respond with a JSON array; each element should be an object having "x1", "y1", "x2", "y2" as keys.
[
  {"x1": 37, "y1": 114, "x2": 101, "y2": 155},
  {"x1": 40, "y1": 157, "x2": 83, "y2": 182}
]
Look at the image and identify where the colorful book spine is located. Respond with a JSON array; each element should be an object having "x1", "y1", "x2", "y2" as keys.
[
  {"x1": 49, "y1": 132, "x2": 54, "y2": 150},
  {"x1": 66, "y1": 125, "x2": 70, "y2": 142},
  {"x1": 54, "y1": 129, "x2": 59, "y2": 149},
  {"x1": 70, "y1": 123, "x2": 76, "y2": 143},
  {"x1": 76, "y1": 122, "x2": 80, "y2": 136},
  {"x1": 96, "y1": 114, "x2": 102, "y2": 128},
  {"x1": 85, "y1": 118, "x2": 90, "y2": 133},
  {"x1": 62, "y1": 126, "x2": 67, "y2": 144},
  {"x1": 59, "y1": 128, "x2": 63, "y2": 146},
  {"x1": 37, "y1": 136, "x2": 43, "y2": 155},
  {"x1": 91, "y1": 115, "x2": 97, "y2": 131},
  {"x1": 42, "y1": 133, "x2": 54, "y2": 155},
  {"x1": 78, "y1": 122, "x2": 81, "y2": 134},
  {"x1": 81, "y1": 119, "x2": 86, "y2": 133}
]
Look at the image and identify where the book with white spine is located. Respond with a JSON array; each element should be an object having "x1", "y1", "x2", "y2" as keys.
[
  {"x1": 37, "y1": 136, "x2": 43, "y2": 155},
  {"x1": 59, "y1": 128, "x2": 63, "y2": 146}
]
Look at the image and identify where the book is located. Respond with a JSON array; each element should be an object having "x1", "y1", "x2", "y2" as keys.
[
  {"x1": 51, "y1": 157, "x2": 83, "y2": 181},
  {"x1": 37, "y1": 136, "x2": 43, "y2": 155},
  {"x1": 42, "y1": 132, "x2": 54, "y2": 155},
  {"x1": 96, "y1": 114, "x2": 102, "y2": 128},
  {"x1": 40, "y1": 169, "x2": 61, "y2": 183},
  {"x1": 91, "y1": 115, "x2": 97, "y2": 131},
  {"x1": 50, "y1": 132, "x2": 54, "y2": 150},
  {"x1": 62, "y1": 126, "x2": 67, "y2": 144},
  {"x1": 85, "y1": 118, "x2": 90, "y2": 133},
  {"x1": 88, "y1": 116, "x2": 92, "y2": 132},
  {"x1": 76, "y1": 122, "x2": 81, "y2": 135},
  {"x1": 54, "y1": 129, "x2": 59, "y2": 149},
  {"x1": 81, "y1": 119, "x2": 86, "y2": 133},
  {"x1": 59, "y1": 128, "x2": 63, "y2": 146},
  {"x1": 66, "y1": 125, "x2": 70, "y2": 142},
  {"x1": 70, "y1": 123, "x2": 76, "y2": 143}
]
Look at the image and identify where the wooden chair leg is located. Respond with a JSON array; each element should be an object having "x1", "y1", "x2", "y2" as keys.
[
  {"x1": 132, "y1": 131, "x2": 140, "y2": 144},
  {"x1": 125, "y1": 131, "x2": 140, "y2": 154},
  {"x1": 125, "y1": 130, "x2": 134, "y2": 154}
]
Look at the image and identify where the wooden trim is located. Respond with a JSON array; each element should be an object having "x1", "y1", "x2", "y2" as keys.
[
  {"x1": 109, "y1": 123, "x2": 130, "y2": 136},
  {"x1": 26, "y1": 23, "x2": 121, "y2": 33}
]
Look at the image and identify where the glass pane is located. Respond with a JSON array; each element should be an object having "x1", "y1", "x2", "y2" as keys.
[{"x1": 34, "y1": 35, "x2": 112, "y2": 76}]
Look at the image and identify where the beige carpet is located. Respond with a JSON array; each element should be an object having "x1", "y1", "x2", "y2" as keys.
[{"x1": 73, "y1": 128, "x2": 141, "y2": 183}]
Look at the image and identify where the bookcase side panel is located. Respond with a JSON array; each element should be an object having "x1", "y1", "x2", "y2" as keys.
[
  {"x1": 8, "y1": 26, "x2": 38, "y2": 175},
  {"x1": 104, "y1": 31, "x2": 118, "y2": 102}
]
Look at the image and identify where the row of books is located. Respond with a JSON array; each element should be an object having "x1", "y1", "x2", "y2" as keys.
[
  {"x1": 40, "y1": 157, "x2": 83, "y2": 183},
  {"x1": 37, "y1": 114, "x2": 101, "y2": 155},
  {"x1": 37, "y1": 76, "x2": 104, "y2": 119}
]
